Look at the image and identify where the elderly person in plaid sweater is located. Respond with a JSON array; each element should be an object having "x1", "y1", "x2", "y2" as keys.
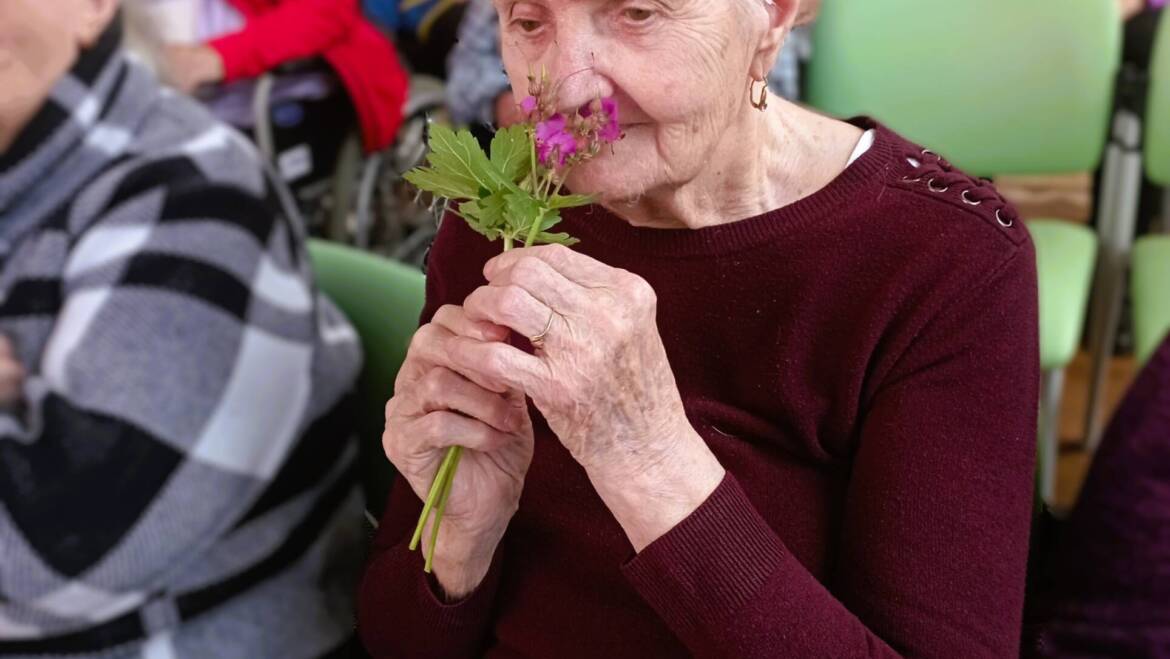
[{"x1": 0, "y1": 1, "x2": 363, "y2": 657}]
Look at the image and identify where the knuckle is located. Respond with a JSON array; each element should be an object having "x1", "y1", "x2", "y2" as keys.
[
  {"x1": 432, "y1": 304, "x2": 461, "y2": 325},
  {"x1": 498, "y1": 286, "x2": 528, "y2": 319},
  {"x1": 420, "y1": 412, "x2": 449, "y2": 439},
  {"x1": 512, "y1": 257, "x2": 543, "y2": 283}
]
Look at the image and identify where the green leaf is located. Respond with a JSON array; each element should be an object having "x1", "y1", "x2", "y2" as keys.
[
  {"x1": 456, "y1": 200, "x2": 502, "y2": 241},
  {"x1": 478, "y1": 191, "x2": 509, "y2": 231},
  {"x1": 403, "y1": 167, "x2": 479, "y2": 201},
  {"x1": 490, "y1": 125, "x2": 532, "y2": 184},
  {"x1": 532, "y1": 231, "x2": 580, "y2": 247},
  {"x1": 504, "y1": 191, "x2": 543, "y2": 235},
  {"x1": 427, "y1": 124, "x2": 512, "y2": 194},
  {"x1": 539, "y1": 210, "x2": 563, "y2": 232},
  {"x1": 547, "y1": 193, "x2": 594, "y2": 210}
]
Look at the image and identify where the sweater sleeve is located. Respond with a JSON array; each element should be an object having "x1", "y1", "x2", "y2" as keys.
[
  {"x1": 357, "y1": 216, "x2": 504, "y2": 657},
  {"x1": 623, "y1": 245, "x2": 1039, "y2": 658},
  {"x1": 0, "y1": 178, "x2": 359, "y2": 622},
  {"x1": 208, "y1": 0, "x2": 362, "y2": 82}
]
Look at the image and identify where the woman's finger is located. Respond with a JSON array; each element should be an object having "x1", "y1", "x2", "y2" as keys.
[
  {"x1": 463, "y1": 284, "x2": 556, "y2": 342},
  {"x1": 405, "y1": 323, "x2": 513, "y2": 394},
  {"x1": 445, "y1": 334, "x2": 547, "y2": 396},
  {"x1": 399, "y1": 367, "x2": 521, "y2": 434},
  {"x1": 485, "y1": 244, "x2": 614, "y2": 287},
  {"x1": 430, "y1": 304, "x2": 510, "y2": 343},
  {"x1": 485, "y1": 254, "x2": 588, "y2": 315},
  {"x1": 407, "y1": 410, "x2": 518, "y2": 454}
]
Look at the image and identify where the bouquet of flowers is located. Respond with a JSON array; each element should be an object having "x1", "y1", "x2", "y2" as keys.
[{"x1": 403, "y1": 71, "x2": 623, "y2": 572}]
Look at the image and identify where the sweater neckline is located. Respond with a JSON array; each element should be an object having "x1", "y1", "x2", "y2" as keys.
[{"x1": 563, "y1": 117, "x2": 898, "y2": 259}]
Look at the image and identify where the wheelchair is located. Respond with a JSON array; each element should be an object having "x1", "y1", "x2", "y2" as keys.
[{"x1": 243, "y1": 59, "x2": 448, "y2": 268}]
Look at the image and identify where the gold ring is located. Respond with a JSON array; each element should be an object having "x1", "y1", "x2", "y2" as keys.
[{"x1": 530, "y1": 311, "x2": 555, "y2": 350}]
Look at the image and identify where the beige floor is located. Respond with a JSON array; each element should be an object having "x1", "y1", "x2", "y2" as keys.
[{"x1": 1052, "y1": 352, "x2": 1139, "y2": 510}]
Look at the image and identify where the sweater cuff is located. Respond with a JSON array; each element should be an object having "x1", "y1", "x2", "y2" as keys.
[
  {"x1": 621, "y1": 473, "x2": 786, "y2": 641},
  {"x1": 411, "y1": 542, "x2": 504, "y2": 638}
]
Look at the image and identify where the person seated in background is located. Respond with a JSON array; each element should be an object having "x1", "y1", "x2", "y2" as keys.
[
  {"x1": 0, "y1": 1, "x2": 364, "y2": 656},
  {"x1": 364, "y1": 0, "x2": 469, "y2": 79},
  {"x1": 153, "y1": 0, "x2": 408, "y2": 158},
  {"x1": 1025, "y1": 332, "x2": 1170, "y2": 657},
  {"x1": 446, "y1": 0, "x2": 818, "y2": 138}
]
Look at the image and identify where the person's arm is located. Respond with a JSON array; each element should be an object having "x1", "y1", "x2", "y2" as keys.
[
  {"x1": 620, "y1": 247, "x2": 1038, "y2": 657},
  {"x1": 0, "y1": 175, "x2": 354, "y2": 620},
  {"x1": 446, "y1": 0, "x2": 512, "y2": 127},
  {"x1": 208, "y1": 0, "x2": 363, "y2": 82}
]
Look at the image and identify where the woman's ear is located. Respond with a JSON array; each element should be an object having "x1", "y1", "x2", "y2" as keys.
[
  {"x1": 748, "y1": 0, "x2": 798, "y2": 82},
  {"x1": 74, "y1": 0, "x2": 120, "y2": 49}
]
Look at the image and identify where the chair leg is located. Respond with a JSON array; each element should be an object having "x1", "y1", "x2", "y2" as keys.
[
  {"x1": 1085, "y1": 110, "x2": 1143, "y2": 451},
  {"x1": 1039, "y1": 368, "x2": 1066, "y2": 507}
]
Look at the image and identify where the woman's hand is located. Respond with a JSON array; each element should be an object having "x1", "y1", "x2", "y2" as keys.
[
  {"x1": 0, "y1": 336, "x2": 24, "y2": 407},
  {"x1": 456, "y1": 245, "x2": 725, "y2": 552},
  {"x1": 384, "y1": 305, "x2": 534, "y2": 598},
  {"x1": 162, "y1": 44, "x2": 224, "y2": 95}
]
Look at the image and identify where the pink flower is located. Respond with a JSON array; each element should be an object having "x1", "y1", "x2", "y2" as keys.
[
  {"x1": 535, "y1": 114, "x2": 578, "y2": 167},
  {"x1": 519, "y1": 95, "x2": 538, "y2": 117},
  {"x1": 580, "y1": 97, "x2": 622, "y2": 144}
]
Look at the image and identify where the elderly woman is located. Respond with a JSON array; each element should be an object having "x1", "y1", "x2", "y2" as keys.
[
  {"x1": 0, "y1": 1, "x2": 362, "y2": 656},
  {"x1": 359, "y1": 0, "x2": 1038, "y2": 656}
]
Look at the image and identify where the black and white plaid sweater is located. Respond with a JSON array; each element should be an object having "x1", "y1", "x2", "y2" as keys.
[{"x1": 0, "y1": 22, "x2": 364, "y2": 658}]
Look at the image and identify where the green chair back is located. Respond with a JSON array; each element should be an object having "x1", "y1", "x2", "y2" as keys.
[
  {"x1": 308, "y1": 239, "x2": 426, "y2": 517},
  {"x1": 1147, "y1": 11, "x2": 1170, "y2": 185},
  {"x1": 806, "y1": 1, "x2": 1121, "y2": 177},
  {"x1": 1131, "y1": 236, "x2": 1170, "y2": 367}
]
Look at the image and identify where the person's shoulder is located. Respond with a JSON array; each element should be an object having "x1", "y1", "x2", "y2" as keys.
[
  {"x1": 865, "y1": 122, "x2": 1034, "y2": 267},
  {"x1": 77, "y1": 87, "x2": 282, "y2": 246}
]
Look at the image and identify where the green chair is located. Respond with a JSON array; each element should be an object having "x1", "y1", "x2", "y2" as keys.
[
  {"x1": 806, "y1": 0, "x2": 1121, "y2": 505},
  {"x1": 1131, "y1": 236, "x2": 1170, "y2": 367},
  {"x1": 308, "y1": 239, "x2": 426, "y2": 519},
  {"x1": 1083, "y1": 10, "x2": 1170, "y2": 448},
  {"x1": 1129, "y1": 13, "x2": 1170, "y2": 369}
]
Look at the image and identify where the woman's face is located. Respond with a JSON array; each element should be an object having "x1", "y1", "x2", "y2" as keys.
[{"x1": 496, "y1": 0, "x2": 771, "y2": 203}]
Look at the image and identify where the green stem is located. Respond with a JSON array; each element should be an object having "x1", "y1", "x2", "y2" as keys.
[
  {"x1": 548, "y1": 179, "x2": 565, "y2": 201},
  {"x1": 503, "y1": 235, "x2": 514, "y2": 251},
  {"x1": 424, "y1": 446, "x2": 464, "y2": 573},
  {"x1": 524, "y1": 209, "x2": 546, "y2": 248},
  {"x1": 409, "y1": 445, "x2": 460, "y2": 551},
  {"x1": 528, "y1": 127, "x2": 538, "y2": 193}
]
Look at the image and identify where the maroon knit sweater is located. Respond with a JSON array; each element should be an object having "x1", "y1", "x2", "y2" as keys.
[{"x1": 359, "y1": 120, "x2": 1039, "y2": 658}]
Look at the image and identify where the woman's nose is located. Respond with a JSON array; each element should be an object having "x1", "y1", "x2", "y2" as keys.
[{"x1": 547, "y1": 27, "x2": 614, "y2": 113}]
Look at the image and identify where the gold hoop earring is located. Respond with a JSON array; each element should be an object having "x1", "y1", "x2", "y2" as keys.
[{"x1": 750, "y1": 79, "x2": 768, "y2": 111}]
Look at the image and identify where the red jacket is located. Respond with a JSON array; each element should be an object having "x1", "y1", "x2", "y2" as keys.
[{"x1": 209, "y1": 0, "x2": 407, "y2": 153}]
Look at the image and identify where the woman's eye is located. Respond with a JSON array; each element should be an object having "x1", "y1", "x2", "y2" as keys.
[
  {"x1": 622, "y1": 7, "x2": 654, "y2": 22},
  {"x1": 516, "y1": 19, "x2": 543, "y2": 32}
]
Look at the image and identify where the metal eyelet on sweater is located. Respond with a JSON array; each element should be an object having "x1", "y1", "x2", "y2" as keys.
[
  {"x1": 996, "y1": 209, "x2": 1014, "y2": 228},
  {"x1": 921, "y1": 149, "x2": 936, "y2": 157},
  {"x1": 927, "y1": 179, "x2": 949, "y2": 193},
  {"x1": 902, "y1": 175, "x2": 923, "y2": 183},
  {"x1": 961, "y1": 190, "x2": 982, "y2": 206}
]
